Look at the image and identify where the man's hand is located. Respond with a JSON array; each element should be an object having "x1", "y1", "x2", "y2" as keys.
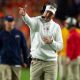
[
  {"x1": 19, "y1": 5, "x2": 27, "y2": 16},
  {"x1": 77, "y1": 56, "x2": 80, "y2": 65},
  {"x1": 66, "y1": 58, "x2": 70, "y2": 65},
  {"x1": 22, "y1": 63, "x2": 28, "y2": 68},
  {"x1": 42, "y1": 36, "x2": 53, "y2": 44}
]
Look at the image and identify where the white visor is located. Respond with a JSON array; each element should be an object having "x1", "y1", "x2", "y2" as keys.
[{"x1": 45, "y1": 5, "x2": 56, "y2": 14}]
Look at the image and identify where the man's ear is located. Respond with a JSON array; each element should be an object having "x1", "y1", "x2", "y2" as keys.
[{"x1": 40, "y1": 4, "x2": 46, "y2": 14}]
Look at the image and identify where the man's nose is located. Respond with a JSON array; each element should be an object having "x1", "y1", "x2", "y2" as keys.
[{"x1": 46, "y1": 13, "x2": 50, "y2": 16}]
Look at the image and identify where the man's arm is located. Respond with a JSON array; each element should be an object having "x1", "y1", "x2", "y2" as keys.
[
  {"x1": 42, "y1": 24, "x2": 63, "y2": 52},
  {"x1": 19, "y1": 6, "x2": 37, "y2": 31},
  {"x1": 0, "y1": 33, "x2": 2, "y2": 49},
  {"x1": 66, "y1": 35, "x2": 75, "y2": 64},
  {"x1": 50, "y1": 25, "x2": 63, "y2": 52},
  {"x1": 20, "y1": 32, "x2": 30, "y2": 67}
]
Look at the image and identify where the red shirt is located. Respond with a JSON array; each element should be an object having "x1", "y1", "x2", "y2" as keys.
[{"x1": 67, "y1": 28, "x2": 80, "y2": 60}]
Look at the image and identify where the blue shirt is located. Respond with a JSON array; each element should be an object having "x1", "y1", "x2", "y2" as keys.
[{"x1": 0, "y1": 29, "x2": 29, "y2": 65}]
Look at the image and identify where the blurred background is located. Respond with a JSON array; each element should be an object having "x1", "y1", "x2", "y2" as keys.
[
  {"x1": 0, "y1": 0, "x2": 80, "y2": 45},
  {"x1": 0, "y1": 0, "x2": 80, "y2": 80}
]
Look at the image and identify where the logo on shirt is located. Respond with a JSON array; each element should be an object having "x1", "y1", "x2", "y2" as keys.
[{"x1": 15, "y1": 35, "x2": 20, "y2": 38}]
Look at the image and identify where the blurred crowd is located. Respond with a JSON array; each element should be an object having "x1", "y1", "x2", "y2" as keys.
[
  {"x1": 0, "y1": 0, "x2": 80, "y2": 80},
  {"x1": 0, "y1": 0, "x2": 80, "y2": 48}
]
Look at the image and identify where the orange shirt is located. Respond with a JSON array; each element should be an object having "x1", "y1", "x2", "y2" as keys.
[{"x1": 76, "y1": 28, "x2": 80, "y2": 34}]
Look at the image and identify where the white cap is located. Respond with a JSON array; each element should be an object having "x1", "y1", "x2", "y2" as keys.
[
  {"x1": 45, "y1": 5, "x2": 57, "y2": 14},
  {"x1": 66, "y1": 17, "x2": 77, "y2": 25}
]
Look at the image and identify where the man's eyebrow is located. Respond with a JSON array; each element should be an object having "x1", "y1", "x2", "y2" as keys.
[{"x1": 47, "y1": 11, "x2": 53, "y2": 14}]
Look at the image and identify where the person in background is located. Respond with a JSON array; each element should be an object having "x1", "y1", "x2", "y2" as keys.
[
  {"x1": 66, "y1": 17, "x2": 80, "y2": 80},
  {"x1": 0, "y1": 15, "x2": 29, "y2": 80},
  {"x1": 58, "y1": 19, "x2": 69, "y2": 80},
  {"x1": 19, "y1": 3, "x2": 63, "y2": 80},
  {"x1": 76, "y1": 13, "x2": 80, "y2": 80}
]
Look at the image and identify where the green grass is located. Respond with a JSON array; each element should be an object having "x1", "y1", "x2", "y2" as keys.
[
  {"x1": 21, "y1": 68, "x2": 60, "y2": 80},
  {"x1": 21, "y1": 68, "x2": 30, "y2": 80}
]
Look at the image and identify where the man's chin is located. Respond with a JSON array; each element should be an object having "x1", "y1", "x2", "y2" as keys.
[{"x1": 45, "y1": 19, "x2": 50, "y2": 22}]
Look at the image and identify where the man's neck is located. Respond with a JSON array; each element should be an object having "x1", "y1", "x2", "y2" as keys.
[
  {"x1": 5, "y1": 27, "x2": 14, "y2": 32},
  {"x1": 42, "y1": 16, "x2": 51, "y2": 22}
]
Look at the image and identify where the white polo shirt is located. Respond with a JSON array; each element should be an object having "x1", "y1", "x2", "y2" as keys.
[{"x1": 22, "y1": 14, "x2": 63, "y2": 61}]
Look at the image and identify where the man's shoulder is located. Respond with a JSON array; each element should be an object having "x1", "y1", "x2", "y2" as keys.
[
  {"x1": 13, "y1": 29, "x2": 23, "y2": 35},
  {"x1": 34, "y1": 16, "x2": 41, "y2": 19},
  {"x1": 51, "y1": 20, "x2": 60, "y2": 29},
  {"x1": 30, "y1": 16, "x2": 41, "y2": 22}
]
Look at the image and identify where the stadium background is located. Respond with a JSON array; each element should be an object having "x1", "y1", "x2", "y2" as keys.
[{"x1": 0, "y1": 0, "x2": 80, "y2": 80}]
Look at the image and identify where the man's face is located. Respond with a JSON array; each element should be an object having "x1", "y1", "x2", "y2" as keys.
[
  {"x1": 43, "y1": 11, "x2": 54, "y2": 21},
  {"x1": 4, "y1": 21, "x2": 15, "y2": 30}
]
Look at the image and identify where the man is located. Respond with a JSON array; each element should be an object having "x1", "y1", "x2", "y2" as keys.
[
  {"x1": 19, "y1": 3, "x2": 63, "y2": 80},
  {"x1": 66, "y1": 17, "x2": 80, "y2": 80},
  {"x1": 58, "y1": 20, "x2": 69, "y2": 80},
  {"x1": 76, "y1": 13, "x2": 80, "y2": 80},
  {"x1": 0, "y1": 15, "x2": 29, "y2": 80}
]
